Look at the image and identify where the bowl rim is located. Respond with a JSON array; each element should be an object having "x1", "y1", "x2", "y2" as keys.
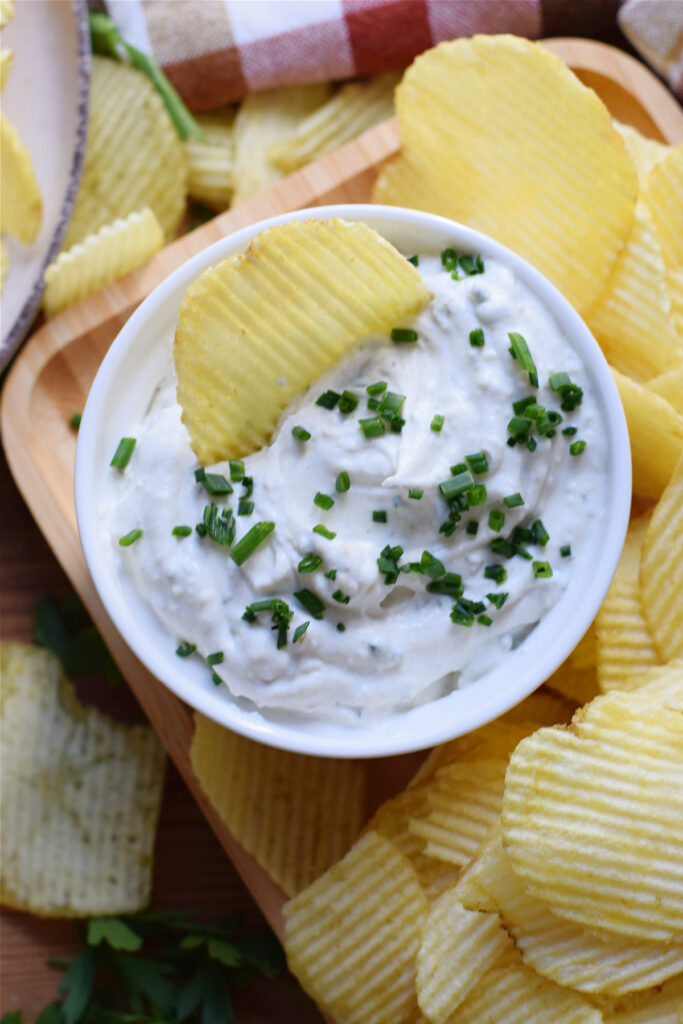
[{"x1": 75, "y1": 203, "x2": 631, "y2": 758}]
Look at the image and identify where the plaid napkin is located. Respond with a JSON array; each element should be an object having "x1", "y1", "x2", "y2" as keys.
[{"x1": 104, "y1": 0, "x2": 627, "y2": 111}]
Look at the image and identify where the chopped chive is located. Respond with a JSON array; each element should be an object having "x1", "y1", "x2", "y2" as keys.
[
  {"x1": 407, "y1": 254, "x2": 419, "y2": 266},
  {"x1": 391, "y1": 327, "x2": 418, "y2": 343},
  {"x1": 512, "y1": 395, "x2": 536, "y2": 415},
  {"x1": 562, "y1": 426, "x2": 578, "y2": 436},
  {"x1": 313, "y1": 524, "x2": 336, "y2": 540},
  {"x1": 211, "y1": 671, "x2": 222, "y2": 685},
  {"x1": 426, "y1": 572, "x2": 463, "y2": 597},
  {"x1": 451, "y1": 462, "x2": 467, "y2": 475},
  {"x1": 206, "y1": 651, "x2": 224, "y2": 666},
  {"x1": 298, "y1": 553, "x2": 323, "y2": 573},
  {"x1": 332, "y1": 589, "x2": 350, "y2": 605},
  {"x1": 336, "y1": 471, "x2": 350, "y2": 493},
  {"x1": 293, "y1": 621, "x2": 309, "y2": 643},
  {"x1": 314, "y1": 492, "x2": 335, "y2": 510},
  {"x1": 508, "y1": 415, "x2": 532, "y2": 438},
  {"x1": 459, "y1": 253, "x2": 484, "y2": 275},
  {"x1": 560, "y1": 544, "x2": 572, "y2": 558},
  {"x1": 549, "y1": 372, "x2": 583, "y2": 411},
  {"x1": 69, "y1": 411, "x2": 82, "y2": 429},
  {"x1": 110, "y1": 437, "x2": 136, "y2": 470},
  {"x1": 230, "y1": 521, "x2": 274, "y2": 565},
  {"x1": 175, "y1": 641, "x2": 196, "y2": 657},
  {"x1": 367, "y1": 397, "x2": 380, "y2": 411},
  {"x1": 439, "y1": 470, "x2": 474, "y2": 500},
  {"x1": 467, "y1": 485, "x2": 487, "y2": 506},
  {"x1": 487, "y1": 592, "x2": 508, "y2": 609},
  {"x1": 477, "y1": 614, "x2": 493, "y2": 627},
  {"x1": 242, "y1": 598, "x2": 293, "y2": 648},
  {"x1": 324, "y1": 569, "x2": 337, "y2": 580},
  {"x1": 379, "y1": 391, "x2": 405, "y2": 414},
  {"x1": 229, "y1": 459, "x2": 245, "y2": 482},
  {"x1": 359, "y1": 416, "x2": 386, "y2": 439},
  {"x1": 484, "y1": 564, "x2": 508, "y2": 583},
  {"x1": 195, "y1": 523, "x2": 207, "y2": 537},
  {"x1": 466, "y1": 520, "x2": 479, "y2": 536},
  {"x1": 337, "y1": 622, "x2": 346, "y2": 632},
  {"x1": 197, "y1": 471, "x2": 233, "y2": 496},
  {"x1": 420, "y1": 551, "x2": 446, "y2": 579},
  {"x1": 316, "y1": 390, "x2": 340, "y2": 410},
  {"x1": 490, "y1": 537, "x2": 516, "y2": 559},
  {"x1": 503, "y1": 493, "x2": 524, "y2": 508},
  {"x1": 525, "y1": 436, "x2": 538, "y2": 452},
  {"x1": 430, "y1": 414, "x2": 445, "y2": 432},
  {"x1": 241, "y1": 475, "x2": 254, "y2": 497},
  {"x1": 372, "y1": 510, "x2": 388, "y2": 523},
  {"x1": 294, "y1": 589, "x2": 325, "y2": 619},
  {"x1": 172, "y1": 525, "x2": 192, "y2": 537},
  {"x1": 569, "y1": 440, "x2": 586, "y2": 456},
  {"x1": 508, "y1": 332, "x2": 538, "y2": 388},
  {"x1": 465, "y1": 451, "x2": 489, "y2": 475},
  {"x1": 238, "y1": 499, "x2": 254, "y2": 516},
  {"x1": 377, "y1": 543, "x2": 404, "y2": 583},
  {"x1": 469, "y1": 327, "x2": 485, "y2": 347},
  {"x1": 488, "y1": 510, "x2": 505, "y2": 533},
  {"x1": 119, "y1": 528, "x2": 142, "y2": 546},
  {"x1": 531, "y1": 519, "x2": 550, "y2": 546},
  {"x1": 338, "y1": 390, "x2": 359, "y2": 414},
  {"x1": 409, "y1": 488, "x2": 424, "y2": 500},
  {"x1": 533, "y1": 560, "x2": 553, "y2": 578},
  {"x1": 367, "y1": 381, "x2": 388, "y2": 396},
  {"x1": 203, "y1": 502, "x2": 235, "y2": 546},
  {"x1": 292, "y1": 425, "x2": 311, "y2": 442}
]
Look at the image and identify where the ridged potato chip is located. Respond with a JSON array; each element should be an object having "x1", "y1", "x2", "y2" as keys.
[
  {"x1": 373, "y1": 35, "x2": 637, "y2": 314},
  {"x1": 446, "y1": 964, "x2": 602, "y2": 1023},
  {"x1": 0, "y1": 48, "x2": 12, "y2": 91},
  {"x1": 545, "y1": 624, "x2": 600, "y2": 706},
  {"x1": 0, "y1": 113, "x2": 42, "y2": 244},
  {"x1": 174, "y1": 217, "x2": 431, "y2": 464},
  {"x1": 416, "y1": 893, "x2": 512, "y2": 1022},
  {"x1": 638, "y1": 660, "x2": 683, "y2": 713},
  {"x1": 502, "y1": 690, "x2": 683, "y2": 942},
  {"x1": 641, "y1": 449, "x2": 683, "y2": 661},
  {"x1": 43, "y1": 207, "x2": 164, "y2": 318},
  {"x1": 596, "y1": 514, "x2": 661, "y2": 693},
  {"x1": 601, "y1": 975, "x2": 683, "y2": 1022},
  {"x1": 587, "y1": 200, "x2": 682, "y2": 381},
  {"x1": 461, "y1": 827, "x2": 683, "y2": 996},
  {"x1": 642, "y1": 143, "x2": 683, "y2": 269},
  {"x1": 185, "y1": 109, "x2": 235, "y2": 211},
  {"x1": 284, "y1": 830, "x2": 427, "y2": 1024},
  {"x1": 612, "y1": 367, "x2": 683, "y2": 500},
  {"x1": 190, "y1": 713, "x2": 365, "y2": 897},
  {"x1": 410, "y1": 720, "x2": 534, "y2": 787},
  {"x1": 613, "y1": 121, "x2": 670, "y2": 184},
  {"x1": 268, "y1": 74, "x2": 398, "y2": 173},
  {"x1": 668, "y1": 266, "x2": 683, "y2": 339},
  {"x1": 648, "y1": 364, "x2": 683, "y2": 418},
  {"x1": 0, "y1": 643, "x2": 165, "y2": 916},
  {"x1": 63, "y1": 56, "x2": 186, "y2": 248},
  {"x1": 232, "y1": 84, "x2": 330, "y2": 204}
]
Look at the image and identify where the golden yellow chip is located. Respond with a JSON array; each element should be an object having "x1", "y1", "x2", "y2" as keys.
[
  {"x1": 641, "y1": 449, "x2": 683, "y2": 661},
  {"x1": 43, "y1": 207, "x2": 164, "y2": 318},
  {"x1": 540, "y1": 626, "x2": 600, "y2": 706},
  {"x1": 0, "y1": 0, "x2": 14, "y2": 28},
  {"x1": 612, "y1": 367, "x2": 683, "y2": 500},
  {"x1": 0, "y1": 113, "x2": 42, "y2": 244},
  {"x1": 0, "y1": 642, "x2": 166, "y2": 916},
  {"x1": 63, "y1": 56, "x2": 186, "y2": 248},
  {"x1": 642, "y1": 143, "x2": 683, "y2": 269},
  {"x1": 502, "y1": 688, "x2": 576, "y2": 727},
  {"x1": 601, "y1": 975, "x2": 683, "y2": 1022},
  {"x1": 373, "y1": 35, "x2": 637, "y2": 314},
  {"x1": 268, "y1": 73, "x2": 398, "y2": 173},
  {"x1": 185, "y1": 108, "x2": 235, "y2": 211},
  {"x1": 613, "y1": 121, "x2": 671, "y2": 184},
  {"x1": 462, "y1": 826, "x2": 683, "y2": 996},
  {"x1": 0, "y1": 48, "x2": 12, "y2": 91},
  {"x1": 410, "y1": 720, "x2": 534, "y2": 787},
  {"x1": 409, "y1": 760, "x2": 507, "y2": 868},
  {"x1": 638, "y1": 660, "x2": 683, "y2": 713},
  {"x1": 648, "y1": 364, "x2": 683, "y2": 418},
  {"x1": 191, "y1": 714, "x2": 365, "y2": 897},
  {"x1": 416, "y1": 893, "x2": 512, "y2": 1022},
  {"x1": 668, "y1": 266, "x2": 683, "y2": 340},
  {"x1": 445, "y1": 964, "x2": 602, "y2": 1023},
  {"x1": 232, "y1": 84, "x2": 331, "y2": 204},
  {"x1": 502, "y1": 690, "x2": 683, "y2": 942},
  {"x1": 587, "y1": 200, "x2": 683, "y2": 381},
  {"x1": 284, "y1": 830, "x2": 427, "y2": 1024},
  {"x1": 174, "y1": 217, "x2": 431, "y2": 464},
  {"x1": 596, "y1": 514, "x2": 661, "y2": 693}
]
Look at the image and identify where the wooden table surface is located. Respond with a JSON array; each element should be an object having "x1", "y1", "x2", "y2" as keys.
[{"x1": 0, "y1": 446, "x2": 323, "y2": 1022}]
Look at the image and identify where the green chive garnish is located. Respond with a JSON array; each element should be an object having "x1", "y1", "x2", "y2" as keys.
[
  {"x1": 507, "y1": 416, "x2": 532, "y2": 439},
  {"x1": 407, "y1": 254, "x2": 419, "y2": 266},
  {"x1": 314, "y1": 492, "x2": 334, "y2": 510},
  {"x1": 487, "y1": 592, "x2": 508, "y2": 609},
  {"x1": 469, "y1": 327, "x2": 485, "y2": 347},
  {"x1": 467, "y1": 484, "x2": 487, "y2": 506},
  {"x1": 366, "y1": 381, "x2": 387, "y2": 396},
  {"x1": 69, "y1": 411, "x2": 82, "y2": 430},
  {"x1": 294, "y1": 589, "x2": 325, "y2": 619},
  {"x1": 202, "y1": 503, "x2": 235, "y2": 546},
  {"x1": 531, "y1": 519, "x2": 550, "y2": 546},
  {"x1": 466, "y1": 520, "x2": 479, "y2": 536},
  {"x1": 477, "y1": 614, "x2": 493, "y2": 627},
  {"x1": 298, "y1": 553, "x2": 323, "y2": 573},
  {"x1": 111, "y1": 437, "x2": 136, "y2": 469},
  {"x1": 391, "y1": 327, "x2": 418, "y2": 343},
  {"x1": 549, "y1": 372, "x2": 583, "y2": 411},
  {"x1": 230, "y1": 521, "x2": 275, "y2": 565},
  {"x1": 229, "y1": 459, "x2": 245, "y2": 482},
  {"x1": 206, "y1": 651, "x2": 223, "y2": 666},
  {"x1": 172, "y1": 525, "x2": 192, "y2": 537},
  {"x1": 195, "y1": 523, "x2": 207, "y2": 537},
  {"x1": 569, "y1": 440, "x2": 586, "y2": 456},
  {"x1": 562, "y1": 426, "x2": 578, "y2": 436},
  {"x1": 313, "y1": 524, "x2": 336, "y2": 540},
  {"x1": 533, "y1": 561, "x2": 553, "y2": 578},
  {"x1": 338, "y1": 390, "x2": 359, "y2": 414},
  {"x1": 196, "y1": 471, "x2": 233, "y2": 496},
  {"x1": 504, "y1": 493, "x2": 524, "y2": 508},
  {"x1": 488, "y1": 510, "x2": 505, "y2": 533},
  {"x1": 465, "y1": 451, "x2": 489, "y2": 475},
  {"x1": 332, "y1": 589, "x2": 350, "y2": 605},
  {"x1": 337, "y1": 622, "x2": 346, "y2": 632},
  {"x1": 508, "y1": 332, "x2": 538, "y2": 387},
  {"x1": 175, "y1": 641, "x2": 196, "y2": 657},
  {"x1": 409, "y1": 488, "x2": 424, "y2": 500},
  {"x1": 242, "y1": 598, "x2": 293, "y2": 649},
  {"x1": 119, "y1": 528, "x2": 142, "y2": 546},
  {"x1": 324, "y1": 569, "x2": 337, "y2": 580},
  {"x1": 292, "y1": 425, "x2": 311, "y2": 442},
  {"x1": 560, "y1": 544, "x2": 572, "y2": 557},
  {"x1": 430, "y1": 414, "x2": 445, "y2": 432},
  {"x1": 484, "y1": 564, "x2": 507, "y2": 583},
  {"x1": 316, "y1": 390, "x2": 340, "y2": 410},
  {"x1": 490, "y1": 538, "x2": 516, "y2": 559},
  {"x1": 238, "y1": 499, "x2": 254, "y2": 516},
  {"x1": 439, "y1": 470, "x2": 474, "y2": 500},
  {"x1": 372, "y1": 510, "x2": 387, "y2": 523},
  {"x1": 336, "y1": 471, "x2": 350, "y2": 493},
  {"x1": 360, "y1": 416, "x2": 386, "y2": 439},
  {"x1": 293, "y1": 621, "x2": 309, "y2": 643}
]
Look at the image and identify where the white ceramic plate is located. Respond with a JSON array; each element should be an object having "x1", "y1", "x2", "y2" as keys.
[
  {"x1": 0, "y1": 0, "x2": 90, "y2": 371},
  {"x1": 75, "y1": 205, "x2": 631, "y2": 758}
]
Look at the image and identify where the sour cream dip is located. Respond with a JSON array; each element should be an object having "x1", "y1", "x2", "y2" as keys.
[{"x1": 107, "y1": 249, "x2": 606, "y2": 722}]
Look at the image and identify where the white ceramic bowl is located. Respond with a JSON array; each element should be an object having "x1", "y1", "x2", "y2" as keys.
[{"x1": 75, "y1": 204, "x2": 631, "y2": 758}]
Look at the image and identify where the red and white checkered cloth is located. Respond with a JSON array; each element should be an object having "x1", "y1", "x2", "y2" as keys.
[{"x1": 104, "y1": 0, "x2": 634, "y2": 111}]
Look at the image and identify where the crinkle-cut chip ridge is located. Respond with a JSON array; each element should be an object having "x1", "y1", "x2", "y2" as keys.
[
  {"x1": 587, "y1": 200, "x2": 683, "y2": 381},
  {"x1": 641, "y1": 449, "x2": 683, "y2": 662},
  {"x1": 459, "y1": 827, "x2": 683, "y2": 995},
  {"x1": 0, "y1": 642, "x2": 165, "y2": 917},
  {"x1": 373, "y1": 34, "x2": 637, "y2": 314},
  {"x1": 637, "y1": 661, "x2": 683, "y2": 713},
  {"x1": 502, "y1": 691, "x2": 683, "y2": 942},
  {"x1": 648, "y1": 363, "x2": 683, "y2": 418},
  {"x1": 43, "y1": 208, "x2": 164, "y2": 318},
  {"x1": 410, "y1": 720, "x2": 535, "y2": 787},
  {"x1": 63, "y1": 56, "x2": 186, "y2": 249},
  {"x1": 0, "y1": 113, "x2": 42, "y2": 244},
  {"x1": 185, "y1": 110, "x2": 235, "y2": 211},
  {"x1": 611, "y1": 367, "x2": 683, "y2": 501},
  {"x1": 416, "y1": 893, "x2": 512, "y2": 1023},
  {"x1": 596, "y1": 514, "x2": 661, "y2": 693},
  {"x1": 642, "y1": 143, "x2": 683, "y2": 269},
  {"x1": 600, "y1": 974, "x2": 683, "y2": 1022},
  {"x1": 190, "y1": 713, "x2": 366, "y2": 897},
  {"x1": 445, "y1": 964, "x2": 602, "y2": 1023},
  {"x1": 174, "y1": 217, "x2": 431, "y2": 465},
  {"x1": 613, "y1": 121, "x2": 671, "y2": 184},
  {"x1": 284, "y1": 830, "x2": 427, "y2": 1024}
]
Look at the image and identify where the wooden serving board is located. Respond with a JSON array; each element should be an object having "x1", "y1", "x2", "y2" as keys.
[{"x1": 2, "y1": 39, "x2": 681, "y2": 950}]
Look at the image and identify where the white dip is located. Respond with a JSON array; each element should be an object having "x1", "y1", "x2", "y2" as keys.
[{"x1": 108, "y1": 251, "x2": 607, "y2": 721}]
